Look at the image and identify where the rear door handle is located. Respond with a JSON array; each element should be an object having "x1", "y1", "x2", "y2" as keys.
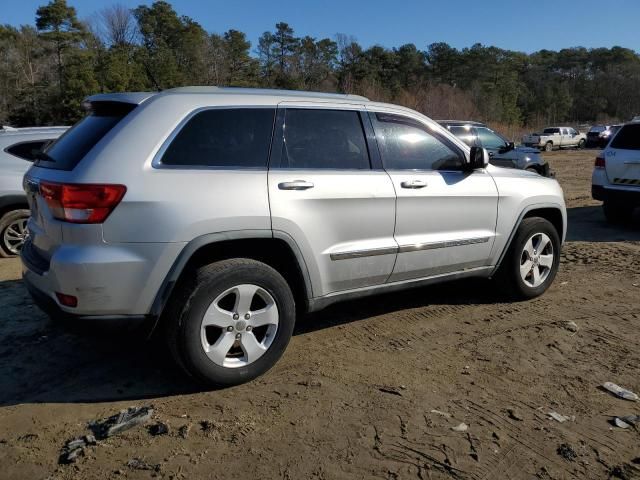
[
  {"x1": 400, "y1": 180, "x2": 427, "y2": 189},
  {"x1": 278, "y1": 180, "x2": 315, "y2": 190}
]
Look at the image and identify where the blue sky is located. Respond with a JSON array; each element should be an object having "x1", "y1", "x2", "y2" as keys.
[{"x1": 2, "y1": 0, "x2": 638, "y2": 53}]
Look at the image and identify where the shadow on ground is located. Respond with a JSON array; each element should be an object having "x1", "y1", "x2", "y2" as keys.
[
  {"x1": 566, "y1": 205, "x2": 640, "y2": 242},
  {"x1": 0, "y1": 275, "x2": 499, "y2": 407}
]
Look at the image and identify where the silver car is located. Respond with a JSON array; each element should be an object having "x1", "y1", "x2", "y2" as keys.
[
  {"x1": 21, "y1": 87, "x2": 566, "y2": 386},
  {"x1": 439, "y1": 121, "x2": 550, "y2": 176},
  {"x1": 0, "y1": 126, "x2": 67, "y2": 256}
]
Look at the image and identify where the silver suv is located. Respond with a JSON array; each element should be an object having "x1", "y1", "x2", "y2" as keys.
[
  {"x1": 21, "y1": 87, "x2": 566, "y2": 386},
  {"x1": 0, "y1": 126, "x2": 67, "y2": 256}
]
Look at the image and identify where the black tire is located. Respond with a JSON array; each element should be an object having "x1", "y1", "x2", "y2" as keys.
[
  {"x1": 0, "y1": 209, "x2": 30, "y2": 258},
  {"x1": 577, "y1": 139, "x2": 586, "y2": 149},
  {"x1": 495, "y1": 217, "x2": 561, "y2": 300},
  {"x1": 164, "y1": 258, "x2": 296, "y2": 387},
  {"x1": 525, "y1": 166, "x2": 539, "y2": 175},
  {"x1": 544, "y1": 142, "x2": 553, "y2": 152},
  {"x1": 603, "y1": 200, "x2": 634, "y2": 225}
]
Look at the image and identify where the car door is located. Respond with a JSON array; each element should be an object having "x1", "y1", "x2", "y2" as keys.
[
  {"x1": 268, "y1": 103, "x2": 397, "y2": 296},
  {"x1": 369, "y1": 110, "x2": 498, "y2": 282}
]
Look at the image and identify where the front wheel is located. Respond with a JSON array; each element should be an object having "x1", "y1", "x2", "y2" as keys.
[
  {"x1": 164, "y1": 258, "x2": 296, "y2": 387},
  {"x1": 495, "y1": 217, "x2": 561, "y2": 300},
  {"x1": 544, "y1": 142, "x2": 553, "y2": 152}
]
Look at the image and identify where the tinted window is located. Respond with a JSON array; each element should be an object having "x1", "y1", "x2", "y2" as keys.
[
  {"x1": 476, "y1": 127, "x2": 507, "y2": 149},
  {"x1": 610, "y1": 124, "x2": 640, "y2": 150},
  {"x1": 6, "y1": 140, "x2": 49, "y2": 161},
  {"x1": 543, "y1": 128, "x2": 560, "y2": 134},
  {"x1": 448, "y1": 126, "x2": 476, "y2": 147},
  {"x1": 589, "y1": 126, "x2": 606, "y2": 133},
  {"x1": 162, "y1": 108, "x2": 275, "y2": 167},
  {"x1": 280, "y1": 109, "x2": 370, "y2": 169},
  {"x1": 37, "y1": 102, "x2": 135, "y2": 170},
  {"x1": 374, "y1": 113, "x2": 463, "y2": 170}
]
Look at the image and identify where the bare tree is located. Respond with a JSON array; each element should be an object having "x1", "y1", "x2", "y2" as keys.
[{"x1": 98, "y1": 4, "x2": 137, "y2": 47}]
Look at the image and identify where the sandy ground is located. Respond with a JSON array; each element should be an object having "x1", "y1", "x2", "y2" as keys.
[{"x1": 1, "y1": 150, "x2": 639, "y2": 480}]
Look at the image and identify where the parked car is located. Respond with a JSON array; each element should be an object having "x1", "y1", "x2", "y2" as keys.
[
  {"x1": 21, "y1": 87, "x2": 566, "y2": 386},
  {"x1": 439, "y1": 121, "x2": 550, "y2": 176},
  {"x1": 522, "y1": 127, "x2": 586, "y2": 151},
  {"x1": 0, "y1": 126, "x2": 68, "y2": 257},
  {"x1": 586, "y1": 125, "x2": 622, "y2": 148},
  {"x1": 592, "y1": 121, "x2": 640, "y2": 223}
]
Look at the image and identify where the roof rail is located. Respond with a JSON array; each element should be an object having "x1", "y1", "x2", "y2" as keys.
[{"x1": 164, "y1": 86, "x2": 370, "y2": 102}]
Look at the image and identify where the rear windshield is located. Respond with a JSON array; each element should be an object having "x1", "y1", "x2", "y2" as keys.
[
  {"x1": 610, "y1": 124, "x2": 640, "y2": 150},
  {"x1": 589, "y1": 126, "x2": 606, "y2": 133},
  {"x1": 35, "y1": 102, "x2": 135, "y2": 170}
]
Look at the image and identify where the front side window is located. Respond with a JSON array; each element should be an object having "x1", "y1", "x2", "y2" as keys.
[
  {"x1": 6, "y1": 140, "x2": 49, "y2": 161},
  {"x1": 280, "y1": 109, "x2": 370, "y2": 169},
  {"x1": 373, "y1": 113, "x2": 463, "y2": 171},
  {"x1": 161, "y1": 108, "x2": 275, "y2": 167},
  {"x1": 610, "y1": 124, "x2": 640, "y2": 150},
  {"x1": 475, "y1": 127, "x2": 507, "y2": 150}
]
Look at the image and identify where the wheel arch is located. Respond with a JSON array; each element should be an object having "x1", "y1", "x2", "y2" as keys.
[
  {"x1": 491, "y1": 204, "x2": 565, "y2": 277},
  {"x1": 149, "y1": 231, "x2": 314, "y2": 328},
  {"x1": 0, "y1": 194, "x2": 29, "y2": 219}
]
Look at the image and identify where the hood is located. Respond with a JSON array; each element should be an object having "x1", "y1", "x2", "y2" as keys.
[{"x1": 514, "y1": 145, "x2": 541, "y2": 155}]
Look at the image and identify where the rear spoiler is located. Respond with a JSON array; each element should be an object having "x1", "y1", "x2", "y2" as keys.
[{"x1": 83, "y1": 92, "x2": 157, "y2": 107}]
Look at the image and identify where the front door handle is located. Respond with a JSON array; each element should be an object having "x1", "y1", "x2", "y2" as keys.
[
  {"x1": 278, "y1": 180, "x2": 315, "y2": 190},
  {"x1": 400, "y1": 180, "x2": 427, "y2": 189}
]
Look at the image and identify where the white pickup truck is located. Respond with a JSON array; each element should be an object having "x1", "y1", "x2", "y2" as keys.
[{"x1": 522, "y1": 127, "x2": 586, "y2": 152}]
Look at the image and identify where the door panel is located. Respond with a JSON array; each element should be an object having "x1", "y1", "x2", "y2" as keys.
[
  {"x1": 368, "y1": 110, "x2": 498, "y2": 282},
  {"x1": 268, "y1": 104, "x2": 397, "y2": 296},
  {"x1": 388, "y1": 170, "x2": 498, "y2": 281}
]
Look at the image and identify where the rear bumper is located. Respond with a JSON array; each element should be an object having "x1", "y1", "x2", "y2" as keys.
[
  {"x1": 592, "y1": 185, "x2": 640, "y2": 205},
  {"x1": 23, "y1": 273, "x2": 153, "y2": 330}
]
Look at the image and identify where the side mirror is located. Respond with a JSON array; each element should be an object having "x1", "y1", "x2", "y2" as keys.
[{"x1": 467, "y1": 146, "x2": 490, "y2": 171}]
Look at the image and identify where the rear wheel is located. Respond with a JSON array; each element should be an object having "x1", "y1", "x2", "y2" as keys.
[
  {"x1": 495, "y1": 217, "x2": 560, "y2": 300},
  {"x1": 164, "y1": 258, "x2": 296, "y2": 387},
  {"x1": 544, "y1": 142, "x2": 553, "y2": 152},
  {"x1": 0, "y1": 209, "x2": 30, "y2": 258},
  {"x1": 577, "y1": 139, "x2": 586, "y2": 149},
  {"x1": 603, "y1": 200, "x2": 634, "y2": 225}
]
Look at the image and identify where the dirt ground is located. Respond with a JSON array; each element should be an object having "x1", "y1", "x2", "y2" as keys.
[{"x1": 1, "y1": 149, "x2": 639, "y2": 480}]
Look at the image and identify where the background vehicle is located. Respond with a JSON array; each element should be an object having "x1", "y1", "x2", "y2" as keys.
[
  {"x1": 21, "y1": 87, "x2": 566, "y2": 387},
  {"x1": 439, "y1": 120, "x2": 550, "y2": 176},
  {"x1": 522, "y1": 127, "x2": 586, "y2": 151},
  {"x1": 0, "y1": 126, "x2": 67, "y2": 257},
  {"x1": 586, "y1": 125, "x2": 622, "y2": 148},
  {"x1": 592, "y1": 122, "x2": 640, "y2": 223}
]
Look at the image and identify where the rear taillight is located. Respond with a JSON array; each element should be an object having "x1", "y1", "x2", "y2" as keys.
[
  {"x1": 595, "y1": 156, "x2": 605, "y2": 169},
  {"x1": 39, "y1": 181, "x2": 126, "y2": 224}
]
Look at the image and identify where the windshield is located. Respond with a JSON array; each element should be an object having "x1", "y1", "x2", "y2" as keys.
[{"x1": 36, "y1": 102, "x2": 136, "y2": 171}]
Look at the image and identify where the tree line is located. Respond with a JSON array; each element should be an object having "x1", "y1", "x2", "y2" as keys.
[{"x1": 2, "y1": 0, "x2": 640, "y2": 133}]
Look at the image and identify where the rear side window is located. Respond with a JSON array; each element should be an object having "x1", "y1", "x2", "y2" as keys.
[
  {"x1": 610, "y1": 124, "x2": 640, "y2": 150},
  {"x1": 5, "y1": 140, "x2": 49, "y2": 161},
  {"x1": 543, "y1": 128, "x2": 560, "y2": 134},
  {"x1": 373, "y1": 113, "x2": 463, "y2": 171},
  {"x1": 161, "y1": 108, "x2": 275, "y2": 168},
  {"x1": 280, "y1": 109, "x2": 370, "y2": 169},
  {"x1": 36, "y1": 102, "x2": 135, "y2": 170}
]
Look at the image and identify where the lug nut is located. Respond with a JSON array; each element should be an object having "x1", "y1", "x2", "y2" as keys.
[
  {"x1": 246, "y1": 325, "x2": 252, "y2": 332},
  {"x1": 233, "y1": 313, "x2": 239, "y2": 320},
  {"x1": 235, "y1": 333, "x2": 241, "y2": 340},
  {"x1": 244, "y1": 313, "x2": 251, "y2": 320},
  {"x1": 227, "y1": 326, "x2": 234, "y2": 332}
]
